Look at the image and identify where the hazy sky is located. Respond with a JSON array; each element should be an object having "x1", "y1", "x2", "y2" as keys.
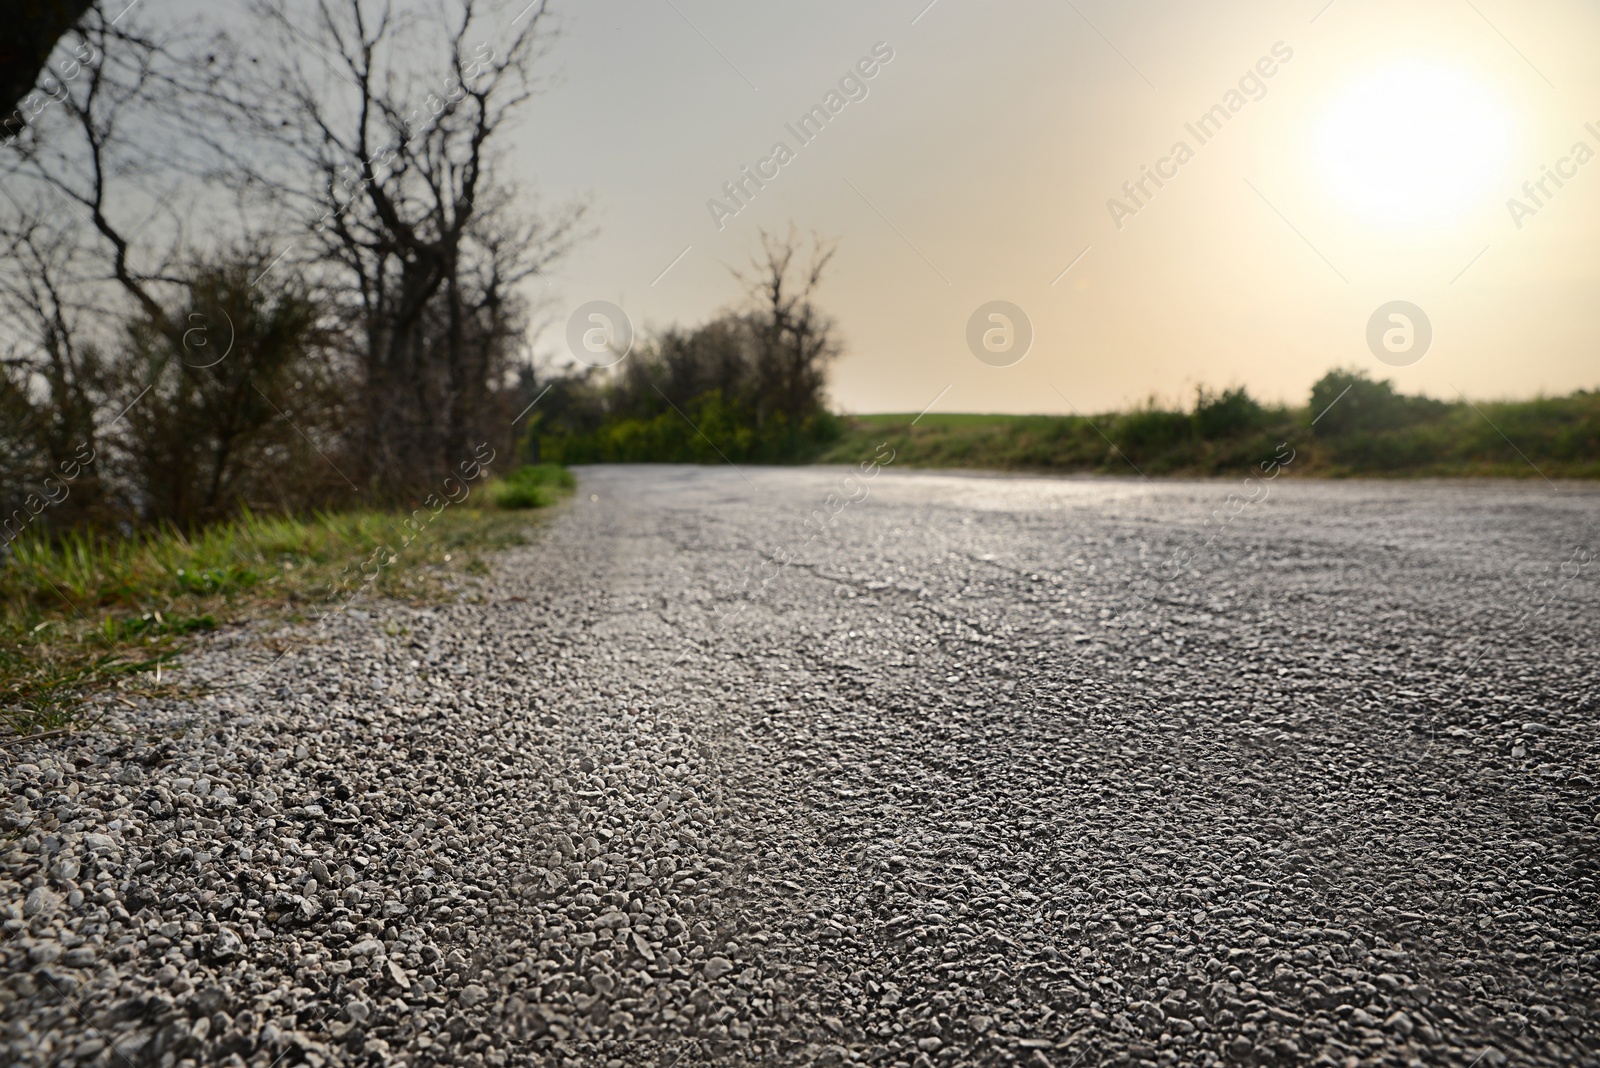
[{"x1": 510, "y1": 0, "x2": 1600, "y2": 414}]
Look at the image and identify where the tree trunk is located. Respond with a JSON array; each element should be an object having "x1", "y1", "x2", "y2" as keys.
[{"x1": 0, "y1": 0, "x2": 95, "y2": 139}]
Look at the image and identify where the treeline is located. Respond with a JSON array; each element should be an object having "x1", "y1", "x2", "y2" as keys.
[
  {"x1": 530, "y1": 231, "x2": 843, "y2": 465},
  {"x1": 817, "y1": 372, "x2": 1600, "y2": 478},
  {"x1": 2, "y1": 1, "x2": 573, "y2": 544}
]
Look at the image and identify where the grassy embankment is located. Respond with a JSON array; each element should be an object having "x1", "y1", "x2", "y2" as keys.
[
  {"x1": 1, "y1": 466, "x2": 573, "y2": 739},
  {"x1": 818, "y1": 390, "x2": 1600, "y2": 478}
]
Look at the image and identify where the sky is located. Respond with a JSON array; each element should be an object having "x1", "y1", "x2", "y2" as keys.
[{"x1": 508, "y1": 0, "x2": 1600, "y2": 415}]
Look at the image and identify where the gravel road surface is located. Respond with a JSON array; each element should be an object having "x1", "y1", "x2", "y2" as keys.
[{"x1": 5, "y1": 464, "x2": 1598, "y2": 1068}]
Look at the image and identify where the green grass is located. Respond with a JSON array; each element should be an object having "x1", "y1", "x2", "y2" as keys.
[
  {"x1": 487, "y1": 464, "x2": 578, "y2": 510},
  {"x1": 1, "y1": 502, "x2": 545, "y2": 739},
  {"x1": 539, "y1": 402, "x2": 842, "y2": 467},
  {"x1": 820, "y1": 390, "x2": 1600, "y2": 479}
]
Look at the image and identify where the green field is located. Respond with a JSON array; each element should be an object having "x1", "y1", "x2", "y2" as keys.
[{"x1": 817, "y1": 388, "x2": 1600, "y2": 479}]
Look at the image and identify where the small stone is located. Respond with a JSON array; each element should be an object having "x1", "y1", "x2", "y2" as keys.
[
  {"x1": 631, "y1": 930, "x2": 656, "y2": 962},
  {"x1": 346, "y1": 1000, "x2": 371, "y2": 1024},
  {"x1": 1385, "y1": 1010, "x2": 1413, "y2": 1036},
  {"x1": 82, "y1": 833, "x2": 117, "y2": 854},
  {"x1": 703, "y1": 956, "x2": 734, "y2": 980},
  {"x1": 212, "y1": 929, "x2": 244, "y2": 960},
  {"x1": 113, "y1": 1035, "x2": 149, "y2": 1060},
  {"x1": 386, "y1": 959, "x2": 410, "y2": 990},
  {"x1": 24, "y1": 886, "x2": 58, "y2": 917},
  {"x1": 28, "y1": 941, "x2": 62, "y2": 965},
  {"x1": 459, "y1": 983, "x2": 489, "y2": 1007},
  {"x1": 916, "y1": 1036, "x2": 943, "y2": 1052}
]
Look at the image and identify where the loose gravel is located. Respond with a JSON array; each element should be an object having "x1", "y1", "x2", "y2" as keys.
[{"x1": 3, "y1": 465, "x2": 1597, "y2": 1068}]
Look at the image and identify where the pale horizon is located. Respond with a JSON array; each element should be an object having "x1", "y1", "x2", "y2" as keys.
[{"x1": 513, "y1": 0, "x2": 1600, "y2": 415}]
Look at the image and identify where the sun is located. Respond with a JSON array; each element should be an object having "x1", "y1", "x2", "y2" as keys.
[{"x1": 1313, "y1": 60, "x2": 1516, "y2": 228}]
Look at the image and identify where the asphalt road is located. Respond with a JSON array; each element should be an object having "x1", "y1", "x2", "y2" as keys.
[{"x1": 5, "y1": 464, "x2": 1598, "y2": 1068}]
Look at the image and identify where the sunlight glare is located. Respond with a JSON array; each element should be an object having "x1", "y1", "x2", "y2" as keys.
[{"x1": 1314, "y1": 60, "x2": 1515, "y2": 228}]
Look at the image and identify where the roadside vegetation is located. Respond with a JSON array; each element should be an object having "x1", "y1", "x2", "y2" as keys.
[
  {"x1": 1, "y1": 2, "x2": 580, "y2": 739},
  {"x1": 532, "y1": 229, "x2": 845, "y2": 465},
  {"x1": 1, "y1": 471, "x2": 567, "y2": 741},
  {"x1": 526, "y1": 261, "x2": 1596, "y2": 476},
  {"x1": 818, "y1": 371, "x2": 1600, "y2": 478},
  {"x1": 487, "y1": 464, "x2": 578, "y2": 510}
]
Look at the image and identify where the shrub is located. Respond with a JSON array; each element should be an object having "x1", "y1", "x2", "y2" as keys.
[
  {"x1": 544, "y1": 392, "x2": 841, "y2": 465},
  {"x1": 1309, "y1": 369, "x2": 1448, "y2": 437},
  {"x1": 1194, "y1": 386, "x2": 1264, "y2": 440},
  {"x1": 1115, "y1": 404, "x2": 1192, "y2": 454},
  {"x1": 534, "y1": 230, "x2": 843, "y2": 466},
  {"x1": 488, "y1": 464, "x2": 575, "y2": 510},
  {"x1": 491, "y1": 482, "x2": 556, "y2": 509}
]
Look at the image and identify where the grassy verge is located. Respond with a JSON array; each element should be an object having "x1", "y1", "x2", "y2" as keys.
[
  {"x1": 1, "y1": 472, "x2": 571, "y2": 739},
  {"x1": 819, "y1": 391, "x2": 1600, "y2": 478},
  {"x1": 487, "y1": 463, "x2": 577, "y2": 509}
]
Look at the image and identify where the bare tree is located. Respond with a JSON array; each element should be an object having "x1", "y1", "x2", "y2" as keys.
[
  {"x1": 0, "y1": 0, "x2": 181, "y2": 530},
  {"x1": 1, "y1": 0, "x2": 587, "y2": 526},
  {"x1": 0, "y1": 210, "x2": 110, "y2": 531},
  {"x1": 734, "y1": 227, "x2": 841, "y2": 428},
  {"x1": 2, "y1": 4, "x2": 237, "y2": 346},
  {"x1": 0, "y1": 3, "x2": 291, "y2": 528},
  {"x1": 221, "y1": 0, "x2": 585, "y2": 495}
]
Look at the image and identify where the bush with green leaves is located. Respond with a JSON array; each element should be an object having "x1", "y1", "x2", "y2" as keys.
[
  {"x1": 531, "y1": 230, "x2": 844, "y2": 467},
  {"x1": 1194, "y1": 386, "x2": 1266, "y2": 440},
  {"x1": 488, "y1": 465, "x2": 576, "y2": 510}
]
